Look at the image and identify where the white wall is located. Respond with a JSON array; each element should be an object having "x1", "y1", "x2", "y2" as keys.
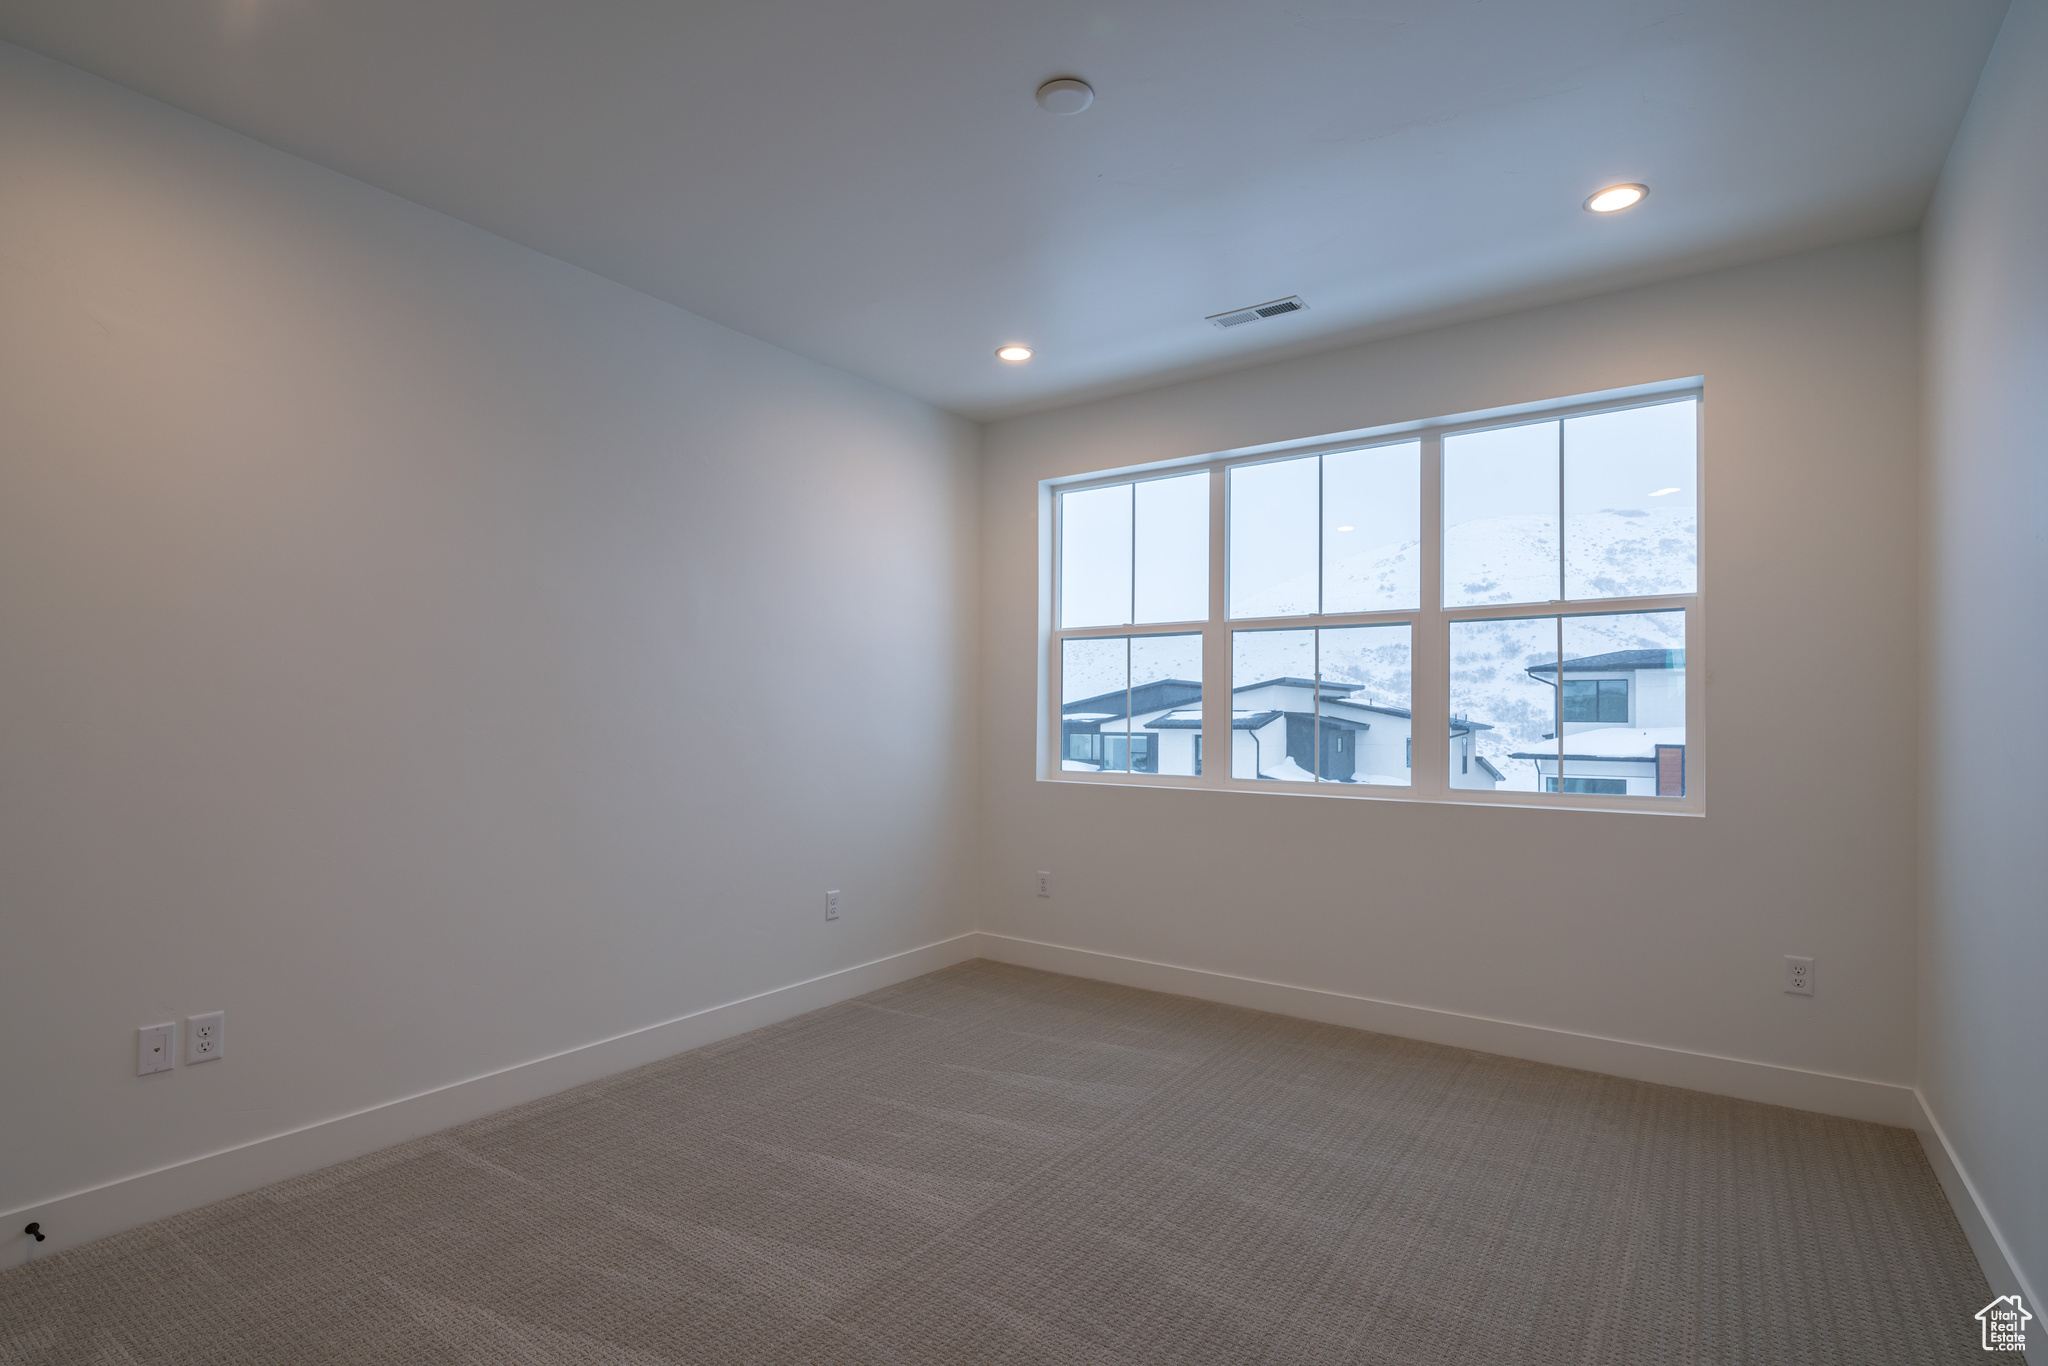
[
  {"x1": 981, "y1": 236, "x2": 1922, "y2": 1111},
  {"x1": 0, "y1": 40, "x2": 979, "y2": 1243},
  {"x1": 1922, "y1": 0, "x2": 2048, "y2": 1308}
]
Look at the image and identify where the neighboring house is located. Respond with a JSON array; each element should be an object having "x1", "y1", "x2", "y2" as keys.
[
  {"x1": 1510, "y1": 649, "x2": 1686, "y2": 795},
  {"x1": 1063, "y1": 676, "x2": 1500, "y2": 788},
  {"x1": 1060, "y1": 678, "x2": 1201, "y2": 773},
  {"x1": 1449, "y1": 715, "x2": 1507, "y2": 789}
]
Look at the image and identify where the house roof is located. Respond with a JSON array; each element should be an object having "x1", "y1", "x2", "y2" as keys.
[
  {"x1": 1474, "y1": 756, "x2": 1506, "y2": 780},
  {"x1": 1062, "y1": 677, "x2": 1202, "y2": 720},
  {"x1": 1511, "y1": 728, "x2": 1686, "y2": 762},
  {"x1": 1240, "y1": 678, "x2": 1431, "y2": 722},
  {"x1": 1525, "y1": 649, "x2": 1685, "y2": 679},
  {"x1": 1511, "y1": 751, "x2": 1660, "y2": 764},
  {"x1": 1233, "y1": 676, "x2": 1360, "y2": 696},
  {"x1": 1144, "y1": 695, "x2": 1490, "y2": 738},
  {"x1": 1147, "y1": 709, "x2": 1282, "y2": 731},
  {"x1": 1319, "y1": 698, "x2": 1415, "y2": 721}
]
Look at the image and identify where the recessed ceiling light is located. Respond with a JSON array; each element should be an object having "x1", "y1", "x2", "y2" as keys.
[
  {"x1": 1036, "y1": 78, "x2": 1094, "y2": 115},
  {"x1": 1585, "y1": 183, "x2": 1648, "y2": 213},
  {"x1": 1649, "y1": 487, "x2": 1681, "y2": 497},
  {"x1": 996, "y1": 345, "x2": 1033, "y2": 362},
  {"x1": 1336, "y1": 525, "x2": 1355, "y2": 532}
]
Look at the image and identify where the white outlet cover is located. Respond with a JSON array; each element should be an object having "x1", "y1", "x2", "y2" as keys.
[
  {"x1": 1036, "y1": 871, "x2": 1051, "y2": 898},
  {"x1": 186, "y1": 1011, "x2": 225, "y2": 1063},
  {"x1": 1783, "y1": 956, "x2": 1814, "y2": 996},
  {"x1": 138, "y1": 1023, "x2": 175, "y2": 1075},
  {"x1": 825, "y1": 890, "x2": 841, "y2": 921}
]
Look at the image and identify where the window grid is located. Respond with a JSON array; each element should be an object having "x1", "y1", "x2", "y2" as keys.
[{"x1": 1047, "y1": 389, "x2": 1702, "y2": 812}]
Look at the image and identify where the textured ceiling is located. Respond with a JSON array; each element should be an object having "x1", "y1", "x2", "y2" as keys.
[{"x1": 0, "y1": 0, "x2": 2009, "y2": 417}]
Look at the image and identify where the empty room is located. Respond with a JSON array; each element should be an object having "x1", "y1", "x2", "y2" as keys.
[{"x1": 1, "y1": 0, "x2": 2042, "y2": 1361}]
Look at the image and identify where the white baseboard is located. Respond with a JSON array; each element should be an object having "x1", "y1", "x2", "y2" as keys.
[
  {"x1": 973, "y1": 933, "x2": 1922, "y2": 1128},
  {"x1": 1913, "y1": 1092, "x2": 2039, "y2": 1312},
  {"x1": 6, "y1": 933, "x2": 982, "y2": 1264}
]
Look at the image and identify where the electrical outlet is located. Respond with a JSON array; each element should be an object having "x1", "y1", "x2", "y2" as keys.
[
  {"x1": 825, "y1": 889, "x2": 841, "y2": 922},
  {"x1": 1035, "y1": 871, "x2": 1051, "y2": 898},
  {"x1": 1783, "y1": 956, "x2": 1814, "y2": 996},
  {"x1": 186, "y1": 1011, "x2": 224, "y2": 1063},
  {"x1": 138, "y1": 1023, "x2": 174, "y2": 1075}
]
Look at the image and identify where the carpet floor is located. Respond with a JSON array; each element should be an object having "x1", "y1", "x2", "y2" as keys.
[{"x1": 0, "y1": 960, "x2": 1996, "y2": 1364}]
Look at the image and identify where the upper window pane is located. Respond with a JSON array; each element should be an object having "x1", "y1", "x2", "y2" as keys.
[
  {"x1": 1060, "y1": 483, "x2": 1132, "y2": 628},
  {"x1": 1134, "y1": 472, "x2": 1209, "y2": 624},
  {"x1": 1563, "y1": 400, "x2": 1698, "y2": 600},
  {"x1": 1443, "y1": 421, "x2": 1560, "y2": 608},
  {"x1": 1063, "y1": 475, "x2": 1208, "y2": 628},
  {"x1": 1228, "y1": 457, "x2": 1318, "y2": 618},
  {"x1": 1323, "y1": 442, "x2": 1421, "y2": 613}
]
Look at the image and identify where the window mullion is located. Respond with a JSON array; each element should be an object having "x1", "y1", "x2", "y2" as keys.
[
  {"x1": 1202, "y1": 458, "x2": 1229, "y2": 787},
  {"x1": 1554, "y1": 615, "x2": 1565, "y2": 793},
  {"x1": 1413, "y1": 433, "x2": 1449, "y2": 797},
  {"x1": 1124, "y1": 635, "x2": 1134, "y2": 775}
]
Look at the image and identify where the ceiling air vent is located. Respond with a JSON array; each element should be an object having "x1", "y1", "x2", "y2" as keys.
[{"x1": 1207, "y1": 296, "x2": 1308, "y2": 329}]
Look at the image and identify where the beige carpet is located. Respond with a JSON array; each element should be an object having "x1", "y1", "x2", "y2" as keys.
[{"x1": 0, "y1": 961, "x2": 1998, "y2": 1364}]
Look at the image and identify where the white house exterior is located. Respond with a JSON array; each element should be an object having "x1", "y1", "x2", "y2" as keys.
[
  {"x1": 1510, "y1": 649, "x2": 1687, "y2": 796},
  {"x1": 1061, "y1": 676, "x2": 1500, "y2": 788},
  {"x1": 1060, "y1": 678, "x2": 1201, "y2": 773}
]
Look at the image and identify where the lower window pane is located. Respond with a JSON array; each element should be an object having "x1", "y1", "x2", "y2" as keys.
[
  {"x1": 1449, "y1": 616, "x2": 1557, "y2": 791},
  {"x1": 1232, "y1": 629, "x2": 1315, "y2": 781},
  {"x1": 1316, "y1": 624, "x2": 1412, "y2": 785},
  {"x1": 1451, "y1": 610, "x2": 1686, "y2": 796},
  {"x1": 1061, "y1": 634, "x2": 1202, "y2": 776},
  {"x1": 1230, "y1": 626, "x2": 1411, "y2": 786},
  {"x1": 1061, "y1": 637, "x2": 1128, "y2": 772},
  {"x1": 1130, "y1": 634, "x2": 1203, "y2": 775},
  {"x1": 1556, "y1": 610, "x2": 1686, "y2": 797}
]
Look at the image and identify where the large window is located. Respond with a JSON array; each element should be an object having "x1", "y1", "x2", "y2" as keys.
[{"x1": 1047, "y1": 389, "x2": 1701, "y2": 809}]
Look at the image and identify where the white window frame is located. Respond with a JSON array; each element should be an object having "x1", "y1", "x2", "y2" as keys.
[{"x1": 1040, "y1": 379, "x2": 1705, "y2": 815}]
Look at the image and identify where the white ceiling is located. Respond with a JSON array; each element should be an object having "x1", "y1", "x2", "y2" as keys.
[{"x1": 0, "y1": 0, "x2": 2009, "y2": 418}]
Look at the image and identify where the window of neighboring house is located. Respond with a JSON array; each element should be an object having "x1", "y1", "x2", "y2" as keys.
[
  {"x1": 1547, "y1": 776, "x2": 1630, "y2": 795},
  {"x1": 1562, "y1": 678, "x2": 1629, "y2": 724},
  {"x1": 1046, "y1": 388, "x2": 1700, "y2": 809}
]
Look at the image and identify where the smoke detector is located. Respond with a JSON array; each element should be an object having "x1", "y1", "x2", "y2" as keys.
[
  {"x1": 1206, "y1": 296, "x2": 1308, "y2": 329},
  {"x1": 1036, "y1": 78, "x2": 1094, "y2": 115}
]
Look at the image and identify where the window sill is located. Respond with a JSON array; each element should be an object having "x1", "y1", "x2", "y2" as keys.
[{"x1": 1038, "y1": 771, "x2": 1705, "y2": 816}]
